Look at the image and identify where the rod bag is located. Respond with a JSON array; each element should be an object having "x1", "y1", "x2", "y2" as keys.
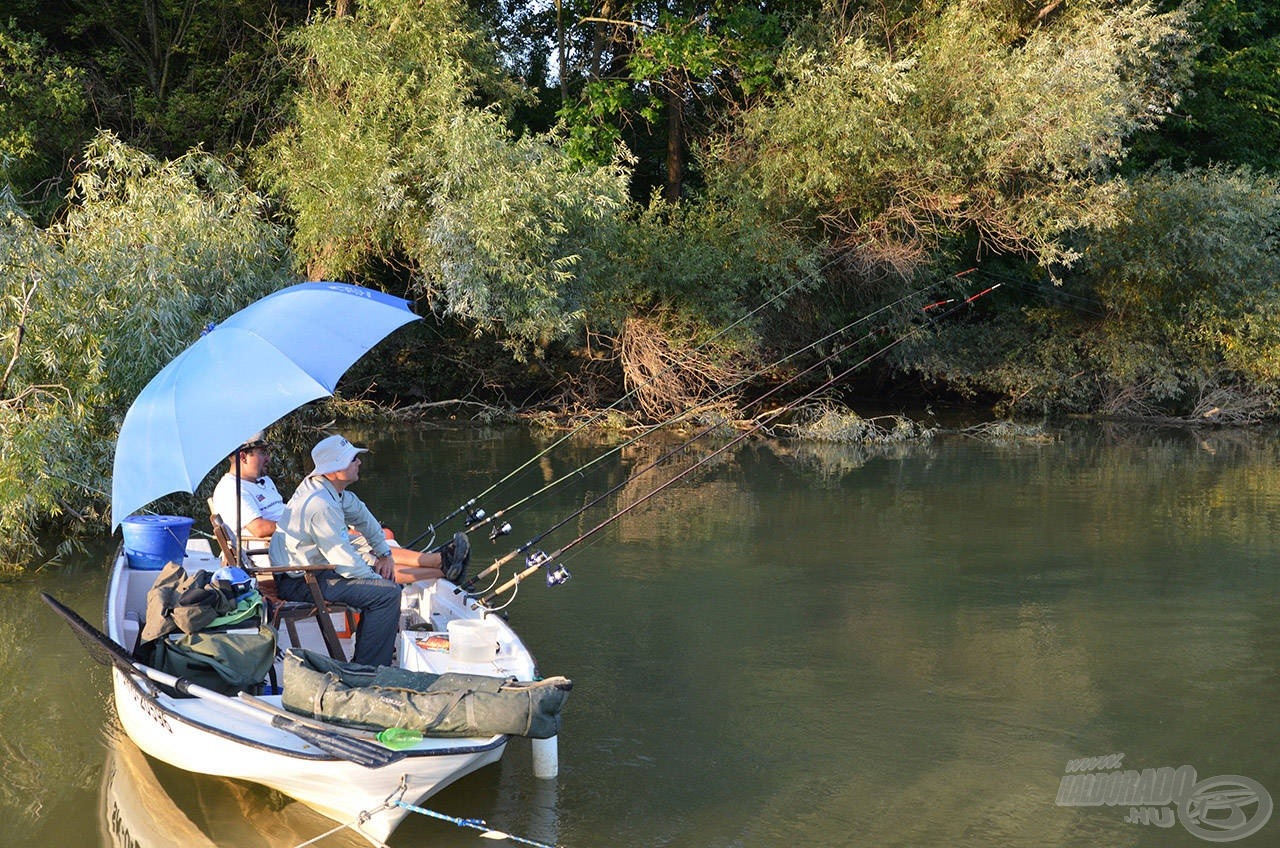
[{"x1": 281, "y1": 648, "x2": 571, "y2": 739}]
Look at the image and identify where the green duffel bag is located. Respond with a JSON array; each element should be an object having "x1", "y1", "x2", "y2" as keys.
[
  {"x1": 146, "y1": 623, "x2": 278, "y2": 696},
  {"x1": 281, "y1": 648, "x2": 572, "y2": 739}
]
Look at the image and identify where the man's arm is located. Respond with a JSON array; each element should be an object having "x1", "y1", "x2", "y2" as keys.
[{"x1": 243, "y1": 515, "x2": 276, "y2": 538}]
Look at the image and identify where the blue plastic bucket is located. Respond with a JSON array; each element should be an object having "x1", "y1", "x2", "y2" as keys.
[{"x1": 121, "y1": 515, "x2": 195, "y2": 570}]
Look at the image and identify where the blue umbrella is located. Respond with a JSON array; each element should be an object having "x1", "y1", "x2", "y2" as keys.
[{"x1": 111, "y1": 282, "x2": 420, "y2": 528}]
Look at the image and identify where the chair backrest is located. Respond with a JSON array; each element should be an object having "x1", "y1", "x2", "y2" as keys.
[
  {"x1": 208, "y1": 504, "x2": 244, "y2": 566},
  {"x1": 207, "y1": 498, "x2": 288, "y2": 610},
  {"x1": 207, "y1": 499, "x2": 258, "y2": 566}
]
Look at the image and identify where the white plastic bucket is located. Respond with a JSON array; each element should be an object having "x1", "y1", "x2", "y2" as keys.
[{"x1": 447, "y1": 618, "x2": 499, "y2": 663}]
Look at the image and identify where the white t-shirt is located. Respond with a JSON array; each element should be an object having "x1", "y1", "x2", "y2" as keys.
[{"x1": 212, "y1": 472, "x2": 284, "y2": 535}]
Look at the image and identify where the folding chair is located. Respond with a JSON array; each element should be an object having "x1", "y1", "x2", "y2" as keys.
[{"x1": 207, "y1": 499, "x2": 351, "y2": 661}]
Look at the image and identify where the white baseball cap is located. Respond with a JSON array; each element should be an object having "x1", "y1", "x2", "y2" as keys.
[{"x1": 311, "y1": 434, "x2": 368, "y2": 475}]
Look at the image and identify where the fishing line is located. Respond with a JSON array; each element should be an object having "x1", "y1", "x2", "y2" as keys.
[
  {"x1": 455, "y1": 270, "x2": 976, "y2": 594},
  {"x1": 970, "y1": 267, "x2": 1108, "y2": 318},
  {"x1": 460, "y1": 268, "x2": 978, "y2": 545},
  {"x1": 472, "y1": 281, "x2": 1003, "y2": 604},
  {"x1": 289, "y1": 818, "x2": 392, "y2": 848},
  {"x1": 407, "y1": 245, "x2": 910, "y2": 548},
  {"x1": 403, "y1": 265, "x2": 826, "y2": 550}
]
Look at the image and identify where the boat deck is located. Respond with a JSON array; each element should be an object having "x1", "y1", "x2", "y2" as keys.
[{"x1": 114, "y1": 538, "x2": 537, "y2": 681}]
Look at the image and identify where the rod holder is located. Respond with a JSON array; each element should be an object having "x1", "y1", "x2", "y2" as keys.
[{"x1": 531, "y1": 735, "x2": 559, "y2": 779}]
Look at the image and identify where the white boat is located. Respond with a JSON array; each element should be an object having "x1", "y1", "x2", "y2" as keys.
[{"x1": 102, "y1": 535, "x2": 549, "y2": 846}]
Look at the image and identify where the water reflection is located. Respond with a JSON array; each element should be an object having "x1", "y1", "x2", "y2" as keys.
[{"x1": 99, "y1": 726, "x2": 366, "y2": 848}]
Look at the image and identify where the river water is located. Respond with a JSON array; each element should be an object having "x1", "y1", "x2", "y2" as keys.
[{"x1": 2, "y1": 422, "x2": 1277, "y2": 847}]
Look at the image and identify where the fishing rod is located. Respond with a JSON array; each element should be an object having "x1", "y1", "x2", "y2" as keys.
[
  {"x1": 475, "y1": 280, "x2": 1002, "y2": 605},
  {"x1": 404, "y1": 245, "x2": 927, "y2": 549},
  {"x1": 457, "y1": 269, "x2": 978, "y2": 550},
  {"x1": 453, "y1": 278, "x2": 960, "y2": 595},
  {"x1": 468, "y1": 279, "x2": 1002, "y2": 604},
  {"x1": 400, "y1": 270, "x2": 825, "y2": 551},
  {"x1": 966, "y1": 267, "x2": 1109, "y2": 319}
]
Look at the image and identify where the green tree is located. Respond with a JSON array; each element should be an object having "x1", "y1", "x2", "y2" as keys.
[
  {"x1": 258, "y1": 0, "x2": 633, "y2": 353},
  {"x1": 557, "y1": 0, "x2": 796, "y2": 201},
  {"x1": 9, "y1": 0, "x2": 312, "y2": 159},
  {"x1": 0, "y1": 20, "x2": 87, "y2": 215},
  {"x1": 0, "y1": 134, "x2": 293, "y2": 567},
  {"x1": 1130, "y1": 0, "x2": 1280, "y2": 171},
  {"x1": 707, "y1": 0, "x2": 1197, "y2": 275}
]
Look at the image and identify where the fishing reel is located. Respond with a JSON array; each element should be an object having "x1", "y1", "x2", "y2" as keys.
[
  {"x1": 525, "y1": 550, "x2": 572, "y2": 588},
  {"x1": 488, "y1": 520, "x2": 513, "y2": 542},
  {"x1": 464, "y1": 504, "x2": 487, "y2": 527}
]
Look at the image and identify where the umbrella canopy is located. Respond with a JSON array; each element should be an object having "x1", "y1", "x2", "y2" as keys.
[{"x1": 111, "y1": 282, "x2": 420, "y2": 528}]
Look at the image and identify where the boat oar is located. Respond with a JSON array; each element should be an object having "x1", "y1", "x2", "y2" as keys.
[{"x1": 40, "y1": 592, "x2": 404, "y2": 769}]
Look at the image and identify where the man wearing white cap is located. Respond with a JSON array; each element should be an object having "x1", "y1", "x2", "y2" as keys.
[{"x1": 269, "y1": 434, "x2": 470, "y2": 666}]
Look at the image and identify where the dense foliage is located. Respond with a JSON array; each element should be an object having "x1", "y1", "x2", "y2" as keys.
[
  {"x1": 2, "y1": 0, "x2": 1280, "y2": 564},
  {"x1": 0, "y1": 136, "x2": 292, "y2": 566}
]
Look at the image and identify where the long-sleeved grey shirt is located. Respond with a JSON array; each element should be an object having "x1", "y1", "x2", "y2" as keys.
[{"x1": 268, "y1": 475, "x2": 392, "y2": 579}]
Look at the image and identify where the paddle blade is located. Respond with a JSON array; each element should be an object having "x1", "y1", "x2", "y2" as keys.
[{"x1": 41, "y1": 592, "x2": 135, "y2": 672}]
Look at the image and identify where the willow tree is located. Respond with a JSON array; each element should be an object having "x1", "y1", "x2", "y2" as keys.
[
  {"x1": 259, "y1": 0, "x2": 822, "y2": 411},
  {"x1": 888, "y1": 165, "x2": 1280, "y2": 420},
  {"x1": 0, "y1": 134, "x2": 292, "y2": 567},
  {"x1": 258, "y1": 0, "x2": 632, "y2": 353},
  {"x1": 707, "y1": 0, "x2": 1197, "y2": 277},
  {"x1": 1078, "y1": 166, "x2": 1280, "y2": 418}
]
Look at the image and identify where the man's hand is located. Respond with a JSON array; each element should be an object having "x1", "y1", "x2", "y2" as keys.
[{"x1": 374, "y1": 554, "x2": 396, "y2": 581}]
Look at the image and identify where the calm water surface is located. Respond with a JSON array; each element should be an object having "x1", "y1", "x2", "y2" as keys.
[{"x1": 3, "y1": 423, "x2": 1278, "y2": 847}]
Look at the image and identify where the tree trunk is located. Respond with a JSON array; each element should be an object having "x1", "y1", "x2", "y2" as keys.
[{"x1": 664, "y1": 75, "x2": 684, "y2": 202}]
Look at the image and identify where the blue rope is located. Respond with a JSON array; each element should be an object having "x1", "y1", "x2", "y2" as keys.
[{"x1": 393, "y1": 799, "x2": 560, "y2": 848}]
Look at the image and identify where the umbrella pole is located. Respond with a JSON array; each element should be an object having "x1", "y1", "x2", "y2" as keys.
[
  {"x1": 235, "y1": 450, "x2": 244, "y2": 550},
  {"x1": 233, "y1": 450, "x2": 244, "y2": 560}
]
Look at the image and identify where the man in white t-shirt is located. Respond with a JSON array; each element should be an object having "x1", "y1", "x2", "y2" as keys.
[{"x1": 211, "y1": 433, "x2": 283, "y2": 541}]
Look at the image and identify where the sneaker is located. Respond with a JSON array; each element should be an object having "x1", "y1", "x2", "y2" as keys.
[{"x1": 440, "y1": 531, "x2": 470, "y2": 582}]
